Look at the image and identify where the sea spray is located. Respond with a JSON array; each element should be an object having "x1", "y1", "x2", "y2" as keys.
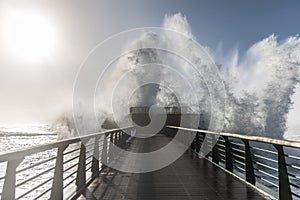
[
  {"x1": 54, "y1": 13, "x2": 300, "y2": 140},
  {"x1": 220, "y1": 35, "x2": 300, "y2": 138}
]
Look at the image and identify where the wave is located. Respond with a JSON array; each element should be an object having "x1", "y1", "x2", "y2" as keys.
[{"x1": 55, "y1": 13, "x2": 300, "y2": 140}]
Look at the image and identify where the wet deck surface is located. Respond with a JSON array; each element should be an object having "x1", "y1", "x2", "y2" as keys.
[{"x1": 79, "y1": 134, "x2": 266, "y2": 200}]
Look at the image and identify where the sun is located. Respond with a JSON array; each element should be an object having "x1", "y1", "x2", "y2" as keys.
[{"x1": 3, "y1": 12, "x2": 57, "y2": 61}]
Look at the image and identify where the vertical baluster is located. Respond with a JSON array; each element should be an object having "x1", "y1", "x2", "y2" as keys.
[
  {"x1": 204, "y1": 134, "x2": 210, "y2": 158},
  {"x1": 195, "y1": 133, "x2": 200, "y2": 154},
  {"x1": 118, "y1": 131, "x2": 121, "y2": 143},
  {"x1": 120, "y1": 131, "x2": 126, "y2": 148},
  {"x1": 274, "y1": 145, "x2": 292, "y2": 200},
  {"x1": 186, "y1": 131, "x2": 189, "y2": 152},
  {"x1": 212, "y1": 135, "x2": 219, "y2": 164},
  {"x1": 242, "y1": 140, "x2": 255, "y2": 185},
  {"x1": 91, "y1": 137, "x2": 100, "y2": 177},
  {"x1": 224, "y1": 136, "x2": 233, "y2": 172},
  {"x1": 184, "y1": 131, "x2": 189, "y2": 148},
  {"x1": 50, "y1": 145, "x2": 68, "y2": 200},
  {"x1": 200, "y1": 133, "x2": 207, "y2": 157},
  {"x1": 2, "y1": 158, "x2": 23, "y2": 200},
  {"x1": 114, "y1": 132, "x2": 118, "y2": 148},
  {"x1": 76, "y1": 142, "x2": 87, "y2": 193},
  {"x1": 199, "y1": 133, "x2": 203, "y2": 147},
  {"x1": 108, "y1": 132, "x2": 114, "y2": 162},
  {"x1": 118, "y1": 131, "x2": 123, "y2": 147},
  {"x1": 101, "y1": 134, "x2": 108, "y2": 169},
  {"x1": 199, "y1": 133, "x2": 209, "y2": 158},
  {"x1": 190, "y1": 131, "x2": 196, "y2": 151}
]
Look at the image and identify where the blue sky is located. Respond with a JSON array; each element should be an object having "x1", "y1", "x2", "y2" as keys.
[
  {"x1": 4, "y1": 0, "x2": 297, "y2": 55},
  {"x1": 158, "y1": 1, "x2": 299, "y2": 53},
  {"x1": 96, "y1": 0, "x2": 300, "y2": 53},
  {"x1": 152, "y1": 1, "x2": 299, "y2": 52},
  {"x1": 0, "y1": 0, "x2": 299, "y2": 123}
]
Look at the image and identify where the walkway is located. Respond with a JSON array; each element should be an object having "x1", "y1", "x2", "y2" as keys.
[{"x1": 78, "y1": 134, "x2": 266, "y2": 200}]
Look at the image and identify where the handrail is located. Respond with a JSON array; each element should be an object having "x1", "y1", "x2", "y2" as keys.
[
  {"x1": 0, "y1": 128, "x2": 123, "y2": 162},
  {"x1": 166, "y1": 125, "x2": 300, "y2": 200},
  {"x1": 0, "y1": 127, "x2": 131, "y2": 200},
  {"x1": 167, "y1": 125, "x2": 300, "y2": 148}
]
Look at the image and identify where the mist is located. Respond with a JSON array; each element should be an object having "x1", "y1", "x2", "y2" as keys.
[
  {"x1": 1, "y1": 12, "x2": 300, "y2": 140},
  {"x1": 215, "y1": 34, "x2": 300, "y2": 138},
  {"x1": 93, "y1": 13, "x2": 300, "y2": 139}
]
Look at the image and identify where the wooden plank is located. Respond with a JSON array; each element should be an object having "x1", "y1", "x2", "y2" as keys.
[{"x1": 87, "y1": 134, "x2": 266, "y2": 200}]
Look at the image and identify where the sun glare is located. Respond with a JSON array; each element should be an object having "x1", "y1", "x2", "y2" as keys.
[{"x1": 3, "y1": 12, "x2": 57, "y2": 61}]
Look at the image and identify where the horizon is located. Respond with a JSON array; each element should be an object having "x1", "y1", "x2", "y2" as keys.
[{"x1": 0, "y1": 1, "x2": 299, "y2": 140}]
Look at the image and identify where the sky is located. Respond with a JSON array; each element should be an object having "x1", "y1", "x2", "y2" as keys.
[{"x1": 0, "y1": 0, "x2": 299, "y2": 123}]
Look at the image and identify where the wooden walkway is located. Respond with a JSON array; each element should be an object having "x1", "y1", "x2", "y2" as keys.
[{"x1": 79, "y1": 134, "x2": 266, "y2": 200}]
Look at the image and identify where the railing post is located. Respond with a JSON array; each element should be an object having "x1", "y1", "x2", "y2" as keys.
[
  {"x1": 195, "y1": 133, "x2": 200, "y2": 154},
  {"x1": 2, "y1": 158, "x2": 23, "y2": 200},
  {"x1": 108, "y1": 132, "x2": 114, "y2": 162},
  {"x1": 121, "y1": 131, "x2": 126, "y2": 148},
  {"x1": 223, "y1": 136, "x2": 233, "y2": 172},
  {"x1": 91, "y1": 137, "x2": 100, "y2": 176},
  {"x1": 212, "y1": 136, "x2": 219, "y2": 164},
  {"x1": 118, "y1": 131, "x2": 122, "y2": 144},
  {"x1": 200, "y1": 133, "x2": 205, "y2": 146},
  {"x1": 76, "y1": 142, "x2": 87, "y2": 193},
  {"x1": 190, "y1": 133, "x2": 196, "y2": 151},
  {"x1": 50, "y1": 145, "x2": 68, "y2": 200},
  {"x1": 114, "y1": 132, "x2": 119, "y2": 147},
  {"x1": 242, "y1": 139, "x2": 255, "y2": 185},
  {"x1": 119, "y1": 131, "x2": 123, "y2": 147},
  {"x1": 101, "y1": 134, "x2": 108, "y2": 169},
  {"x1": 273, "y1": 145, "x2": 292, "y2": 200},
  {"x1": 185, "y1": 132, "x2": 190, "y2": 149},
  {"x1": 200, "y1": 133, "x2": 209, "y2": 158}
]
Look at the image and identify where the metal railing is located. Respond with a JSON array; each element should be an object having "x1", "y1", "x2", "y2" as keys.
[
  {"x1": 1, "y1": 125, "x2": 299, "y2": 200},
  {"x1": 167, "y1": 126, "x2": 300, "y2": 200},
  {"x1": 0, "y1": 128, "x2": 129, "y2": 200}
]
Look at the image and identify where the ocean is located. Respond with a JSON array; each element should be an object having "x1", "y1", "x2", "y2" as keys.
[{"x1": 0, "y1": 124, "x2": 57, "y2": 153}]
